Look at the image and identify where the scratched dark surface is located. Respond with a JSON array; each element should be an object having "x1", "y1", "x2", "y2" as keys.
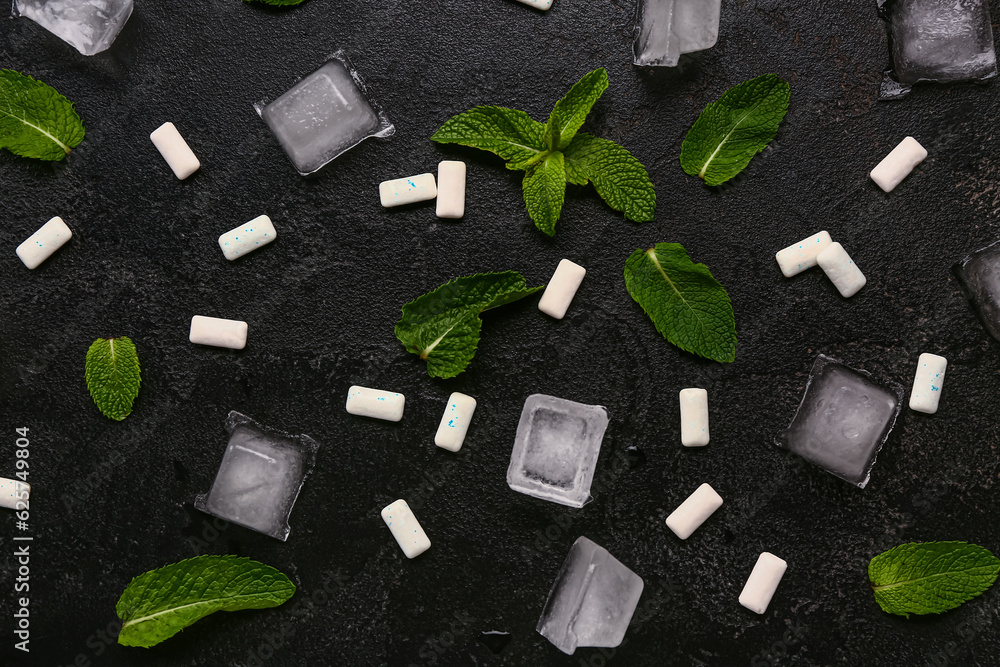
[{"x1": 2, "y1": 0, "x2": 1000, "y2": 665}]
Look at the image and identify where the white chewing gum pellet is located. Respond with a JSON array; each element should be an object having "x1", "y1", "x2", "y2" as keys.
[
  {"x1": 516, "y1": 0, "x2": 553, "y2": 9},
  {"x1": 219, "y1": 215, "x2": 277, "y2": 261},
  {"x1": 0, "y1": 478, "x2": 30, "y2": 511},
  {"x1": 739, "y1": 552, "x2": 788, "y2": 614},
  {"x1": 538, "y1": 259, "x2": 586, "y2": 319},
  {"x1": 379, "y1": 173, "x2": 437, "y2": 208},
  {"x1": 346, "y1": 385, "x2": 405, "y2": 422},
  {"x1": 16, "y1": 216, "x2": 72, "y2": 269},
  {"x1": 436, "y1": 161, "x2": 466, "y2": 219},
  {"x1": 869, "y1": 136, "x2": 927, "y2": 193},
  {"x1": 150, "y1": 122, "x2": 201, "y2": 180},
  {"x1": 910, "y1": 353, "x2": 948, "y2": 414},
  {"x1": 775, "y1": 231, "x2": 833, "y2": 278},
  {"x1": 666, "y1": 483, "x2": 723, "y2": 540},
  {"x1": 817, "y1": 242, "x2": 866, "y2": 298},
  {"x1": 381, "y1": 499, "x2": 430, "y2": 559},
  {"x1": 435, "y1": 392, "x2": 477, "y2": 452},
  {"x1": 189, "y1": 316, "x2": 248, "y2": 350},
  {"x1": 679, "y1": 388, "x2": 710, "y2": 447}
]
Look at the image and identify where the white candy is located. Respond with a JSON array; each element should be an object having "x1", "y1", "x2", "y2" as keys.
[
  {"x1": 218, "y1": 215, "x2": 277, "y2": 261},
  {"x1": 775, "y1": 231, "x2": 833, "y2": 278},
  {"x1": 739, "y1": 552, "x2": 787, "y2": 614},
  {"x1": 435, "y1": 392, "x2": 477, "y2": 452},
  {"x1": 817, "y1": 242, "x2": 866, "y2": 298},
  {"x1": 346, "y1": 385, "x2": 405, "y2": 422},
  {"x1": 381, "y1": 499, "x2": 431, "y2": 559},
  {"x1": 379, "y1": 173, "x2": 437, "y2": 208},
  {"x1": 679, "y1": 388, "x2": 710, "y2": 447},
  {"x1": 665, "y1": 483, "x2": 723, "y2": 540},
  {"x1": 538, "y1": 259, "x2": 586, "y2": 319},
  {"x1": 910, "y1": 353, "x2": 947, "y2": 414},
  {"x1": 436, "y1": 161, "x2": 466, "y2": 219},
  {"x1": 16, "y1": 216, "x2": 72, "y2": 270},
  {"x1": 150, "y1": 122, "x2": 201, "y2": 180},
  {"x1": 870, "y1": 136, "x2": 927, "y2": 193},
  {"x1": 516, "y1": 0, "x2": 553, "y2": 9},
  {"x1": 189, "y1": 316, "x2": 248, "y2": 350},
  {"x1": 0, "y1": 477, "x2": 29, "y2": 511}
]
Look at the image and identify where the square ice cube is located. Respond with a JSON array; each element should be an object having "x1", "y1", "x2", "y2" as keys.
[
  {"x1": 633, "y1": 0, "x2": 722, "y2": 67},
  {"x1": 537, "y1": 536, "x2": 644, "y2": 655},
  {"x1": 256, "y1": 51, "x2": 394, "y2": 176},
  {"x1": 506, "y1": 394, "x2": 609, "y2": 508},
  {"x1": 778, "y1": 355, "x2": 902, "y2": 488},
  {"x1": 195, "y1": 411, "x2": 319, "y2": 541},
  {"x1": 14, "y1": 0, "x2": 133, "y2": 56},
  {"x1": 956, "y1": 239, "x2": 1000, "y2": 342}
]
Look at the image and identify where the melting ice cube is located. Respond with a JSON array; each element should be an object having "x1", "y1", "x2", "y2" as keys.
[
  {"x1": 195, "y1": 411, "x2": 319, "y2": 541},
  {"x1": 778, "y1": 355, "x2": 902, "y2": 488},
  {"x1": 13, "y1": 0, "x2": 133, "y2": 56},
  {"x1": 956, "y1": 239, "x2": 1000, "y2": 342},
  {"x1": 506, "y1": 394, "x2": 609, "y2": 508},
  {"x1": 537, "y1": 536, "x2": 644, "y2": 655},
  {"x1": 633, "y1": 0, "x2": 722, "y2": 67}
]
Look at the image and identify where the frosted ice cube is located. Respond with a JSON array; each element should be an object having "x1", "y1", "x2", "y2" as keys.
[
  {"x1": 778, "y1": 355, "x2": 902, "y2": 488},
  {"x1": 506, "y1": 394, "x2": 609, "y2": 508},
  {"x1": 633, "y1": 0, "x2": 722, "y2": 67},
  {"x1": 13, "y1": 0, "x2": 133, "y2": 56},
  {"x1": 256, "y1": 51, "x2": 394, "y2": 176},
  {"x1": 537, "y1": 536, "x2": 644, "y2": 655},
  {"x1": 195, "y1": 411, "x2": 319, "y2": 541},
  {"x1": 956, "y1": 239, "x2": 1000, "y2": 342}
]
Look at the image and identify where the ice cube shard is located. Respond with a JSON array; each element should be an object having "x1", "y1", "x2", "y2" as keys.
[
  {"x1": 537, "y1": 536, "x2": 644, "y2": 655},
  {"x1": 14, "y1": 0, "x2": 133, "y2": 56},
  {"x1": 506, "y1": 394, "x2": 609, "y2": 508},
  {"x1": 955, "y1": 239, "x2": 1000, "y2": 342},
  {"x1": 195, "y1": 411, "x2": 319, "y2": 541},
  {"x1": 778, "y1": 355, "x2": 902, "y2": 488},
  {"x1": 633, "y1": 0, "x2": 722, "y2": 67}
]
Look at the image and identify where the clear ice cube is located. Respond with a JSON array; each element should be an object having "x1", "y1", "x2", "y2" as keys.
[
  {"x1": 256, "y1": 51, "x2": 394, "y2": 176},
  {"x1": 633, "y1": 0, "x2": 722, "y2": 67},
  {"x1": 13, "y1": 0, "x2": 133, "y2": 56},
  {"x1": 956, "y1": 239, "x2": 1000, "y2": 342},
  {"x1": 778, "y1": 355, "x2": 902, "y2": 488},
  {"x1": 195, "y1": 411, "x2": 319, "y2": 541},
  {"x1": 506, "y1": 394, "x2": 609, "y2": 508},
  {"x1": 537, "y1": 536, "x2": 644, "y2": 655}
]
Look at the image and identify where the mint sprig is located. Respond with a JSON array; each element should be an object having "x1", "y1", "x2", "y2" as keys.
[
  {"x1": 624, "y1": 243, "x2": 737, "y2": 363},
  {"x1": 679, "y1": 74, "x2": 790, "y2": 187},
  {"x1": 869, "y1": 542, "x2": 1000, "y2": 618},
  {"x1": 395, "y1": 271, "x2": 543, "y2": 378},
  {"x1": 432, "y1": 68, "x2": 655, "y2": 236},
  {"x1": 85, "y1": 337, "x2": 141, "y2": 421},
  {"x1": 117, "y1": 555, "x2": 296, "y2": 647},
  {"x1": 0, "y1": 70, "x2": 85, "y2": 161}
]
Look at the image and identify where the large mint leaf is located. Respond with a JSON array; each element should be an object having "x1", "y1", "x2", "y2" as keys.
[
  {"x1": 117, "y1": 555, "x2": 295, "y2": 648},
  {"x1": 563, "y1": 133, "x2": 655, "y2": 222},
  {"x1": 522, "y1": 151, "x2": 566, "y2": 237},
  {"x1": 431, "y1": 106, "x2": 546, "y2": 170},
  {"x1": 679, "y1": 74, "x2": 790, "y2": 186},
  {"x1": 869, "y1": 542, "x2": 1000, "y2": 618},
  {"x1": 543, "y1": 68, "x2": 608, "y2": 152},
  {"x1": 624, "y1": 243, "x2": 737, "y2": 363},
  {"x1": 85, "y1": 337, "x2": 141, "y2": 421},
  {"x1": 0, "y1": 70, "x2": 85, "y2": 161}
]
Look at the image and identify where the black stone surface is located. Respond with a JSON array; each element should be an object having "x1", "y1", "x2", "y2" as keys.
[{"x1": 2, "y1": 1, "x2": 1000, "y2": 665}]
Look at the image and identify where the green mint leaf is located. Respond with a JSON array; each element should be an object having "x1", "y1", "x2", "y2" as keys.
[
  {"x1": 395, "y1": 271, "x2": 543, "y2": 378},
  {"x1": 869, "y1": 542, "x2": 1000, "y2": 618},
  {"x1": 117, "y1": 555, "x2": 295, "y2": 648},
  {"x1": 431, "y1": 106, "x2": 546, "y2": 170},
  {"x1": 522, "y1": 151, "x2": 566, "y2": 236},
  {"x1": 563, "y1": 133, "x2": 656, "y2": 222},
  {"x1": 0, "y1": 69, "x2": 85, "y2": 161},
  {"x1": 85, "y1": 337, "x2": 141, "y2": 421},
  {"x1": 679, "y1": 73, "x2": 790, "y2": 187},
  {"x1": 623, "y1": 243, "x2": 737, "y2": 363},
  {"x1": 543, "y1": 68, "x2": 608, "y2": 152}
]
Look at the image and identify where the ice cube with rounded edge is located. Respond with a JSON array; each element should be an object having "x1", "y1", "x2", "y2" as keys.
[
  {"x1": 13, "y1": 0, "x2": 133, "y2": 56},
  {"x1": 955, "y1": 239, "x2": 1000, "y2": 342},
  {"x1": 633, "y1": 0, "x2": 722, "y2": 67}
]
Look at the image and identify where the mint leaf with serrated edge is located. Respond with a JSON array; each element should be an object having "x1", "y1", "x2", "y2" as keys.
[
  {"x1": 0, "y1": 70, "x2": 85, "y2": 161},
  {"x1": 679, "y1": 73, "x2": 790, "y2": 187},
  {"x1": 869, "y1": 542, "x2": 1000, "y2": 618},
  {"x1": 432, "y1": 68, "x2": 655, "y2": 235},
  {"x1": 85, "y1": 337, "x2": 141, "y2": 421},
  {"x1": 395, "y1": 271, "x2": 543, "y2": 378},
  {"x1": 117, "y1": 555, "x2": 295, "y2": 648},
  {"x1": 624, "y1": 243, "x2": 737, "y2": 363}
]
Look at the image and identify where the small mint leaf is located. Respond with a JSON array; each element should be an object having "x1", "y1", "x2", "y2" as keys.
[
  {"x1": 543, "y1": 68, "x2": 609, "y2": 152},
  {"x1": 85, "y1": 337, "x2": 141, "y2": 421},
  {"x1": 522, "y1": 151, "x2": 566, "y2": 237},
  {"x1": 563, "y1": 133, "x2": 656, "y2": 222},
  {"x1": 431, "y1": 106, "x2": 546, "y2": 169},
  {"x1": 0, "y1": 69, "x2": 85, "y2": 161}
]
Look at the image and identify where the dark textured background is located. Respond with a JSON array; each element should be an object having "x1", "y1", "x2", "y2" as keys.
[{"x1": 2, "y1": 0, "x2": 1000, "y2": 665}]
